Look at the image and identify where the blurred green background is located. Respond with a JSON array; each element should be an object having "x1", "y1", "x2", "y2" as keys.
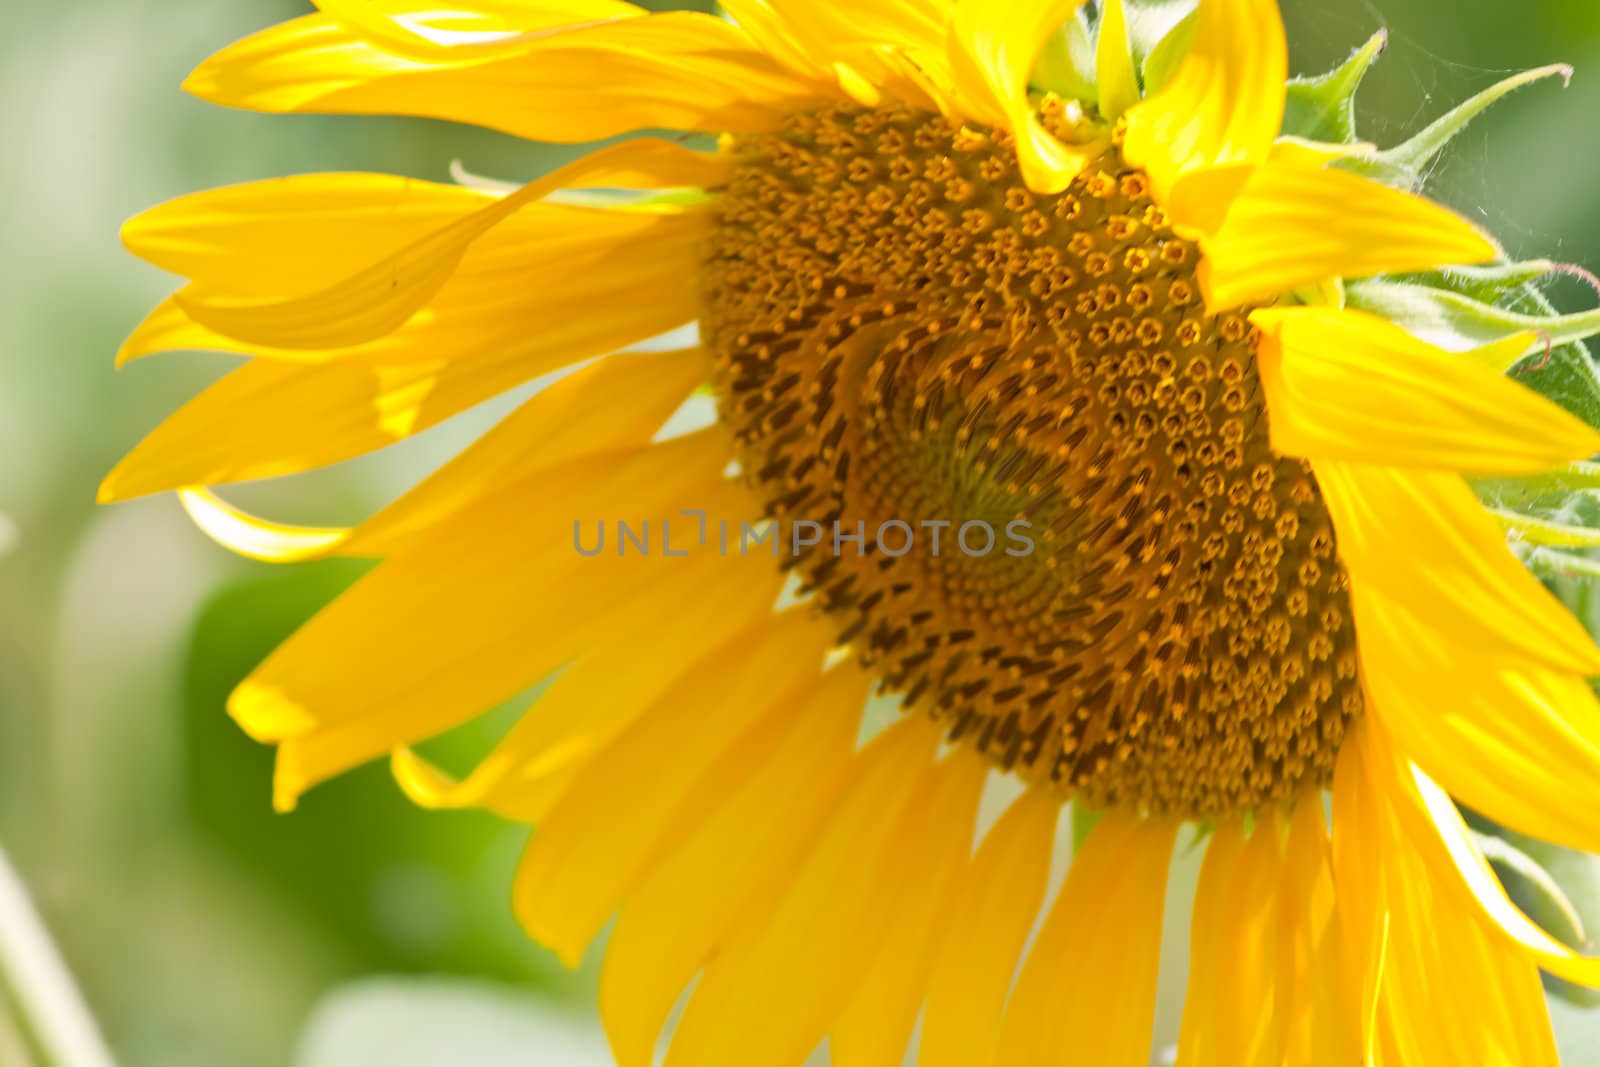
[{"x1": 5, "y1": 1, "x2": 1600, "y2": 1064}]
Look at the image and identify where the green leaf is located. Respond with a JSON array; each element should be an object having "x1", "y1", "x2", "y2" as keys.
[
  {"x1": 1281, "y1": 30, "x2": 1388, "y2": 144},
  {"x1": 1341, "y1": 64, "x2": 1573, "y2": 189}
]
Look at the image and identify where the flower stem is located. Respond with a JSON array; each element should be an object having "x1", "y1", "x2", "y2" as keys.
[{"x1": 0, "y1": 848, "x2": 116, "y2": 1067}]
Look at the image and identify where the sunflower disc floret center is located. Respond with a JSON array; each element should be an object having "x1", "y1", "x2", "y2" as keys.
[{"x1": 702, "y1": 104, "x2": 1363, "y2": 818}]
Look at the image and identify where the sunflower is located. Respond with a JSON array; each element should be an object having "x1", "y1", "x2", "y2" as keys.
[{"x1": 107, "y1": 0, "x2": 1600, "y2": 1062}]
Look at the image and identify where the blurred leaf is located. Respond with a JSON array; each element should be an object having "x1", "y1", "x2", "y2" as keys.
[
  {"x1": 181, "y1": 563, "x2": 570, "y2": 990},
  {"x1": 294, "y1": 977, "x2": 610, "y2": 1067}
]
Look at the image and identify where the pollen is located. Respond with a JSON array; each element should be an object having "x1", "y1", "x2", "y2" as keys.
[{"x1": 701, "y1": 105, "x2": 1364, "y2": 818}]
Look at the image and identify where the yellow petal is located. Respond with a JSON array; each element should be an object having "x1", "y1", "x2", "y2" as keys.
[
  {"x1": 1328, "y1": 736, "x2": 1388, "y2": 1065},
  {"x1": 179, "y1": 489, "x2": 350, "y2": 563},
  {"x1": 293, "y1": 534, "x2": 781, "y2": 815},
  {"x1": 100, "y1": 213, "x2": 705, "y2": 501},
  {"x1": 1277, "y1": 798, "x2": 1363, "y2": 1067},
  {"x1": 776, "y1": 0, "x2": 947, "y2": 54},
  {"x1": 311, "y1": 0, "x2": 641, "y2": 61},
  {"x1": 1352, "y1": 584, "x2": 1600, "y2": 858},
  {"x1": 1173, "y1": 821, "x2": 1242, "y2": 1066},
  {"x1": 1463, "y1": 330, "x2": 1544, "y2": 373},
  {"x1": 398, "y1": 484, "x2": 794, "y2": 827},
  {"x1": 174, "y1": 141, "x2": 721, "y2": 351},
  {"x1": 917, "y1": 789, "x2": 1058, "y2": 1067},
  {"x1": 186, "y1": 12, "x2": 828, "y2": 141},
  {"x1": 723, "y1": 0, "x2": 949, "y2": 81},
  {"x1": 711, "y1": 0, "x2": 958, "y2": 116},
  {"x1": 116, "y1": 297, "x2": 226, "y2": 367},
  {"x1": 1177, "y1": 819, "x2": 1286, "y2": 1067},
  {"x1": 510, "y1": 610, "x2": 838, "y2": 965},
  {"x1": 1333, "y1": 721, "x2": 1562, "y2": 1065},
  {"x1": 176, "y1": 347, "x2": 709, "y2": 568},
  {"x1": 345, "y1": 347, "x2": 710, "y2": 556},
  {"x1": 1313, "y1": 460, "x2": 1600, "y2": 675},
  {"x1": 121, "y1": 172, "x2": 493, "y2": 301},
  {"x1": 1407, "y1": 763, "x2": 1600, "y2": 990},
  {"x1": 663, "y1": 715, "x2": 946, "y2": 1067},
  {"x1": 948, "y1": 0, "x2": 1095, "y2": 194},
  {"x1": 1194, "y1": 159, "x2": 1497, "y2": 312},
  {"x1": 714, "y1": 0, "x2": 829, "y2": 80},
  {"x1": 226, "y1": 435, "x2": 763, "y2": 806},
  {"x1": 1184, "y1": 806, "x2": 1350, "y2": 1067},
  {"x1": 1254, "y1": 307, "x2": 1600, "y2": 473},
  {"x1": 1121, "y1": 0, "x2": 1286, "y2": 206},
  {"x1": 1092, "y1": 0, "x2": 1138, "y2": 121},
  {"x1": 997, "y1": 812, "x2": 1176, "y2": 1067},
  {"x1": 831, "y1": 752, "x2": 989, "y2": 1067},
  {"x1": 599, "y1": 663, "x2": 872, "y2": 1067},
  {"x1": 1269, "y1": 136, "x2": 1377, "y2": 168}
]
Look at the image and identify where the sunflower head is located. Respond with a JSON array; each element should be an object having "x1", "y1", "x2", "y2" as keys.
[
  {"x1": 706, "y1": 101, "x2": 1362, "y2": 815},
  {"x1": 107, "y1": 0, "x2": 1600, "y2": 1063}
]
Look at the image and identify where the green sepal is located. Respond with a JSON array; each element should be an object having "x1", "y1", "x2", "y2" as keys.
[
  {"x1": 1281, "y1": 30, "x2": 1388, "y2": 145},
  {"x1": 1035, "y1": 1, "x2": 1199, "y2": 105},
  {"x1": 1071, "y1": 802, "x2": 1104, "y2": 851},
  {"x1": 1483, "y1": 465, "x2": 1600, "y2": 591},
  {"x1": 1125, "y1": 0, "x2": 1198, "y2": 67},
  {"x1": 1469, "y1": 818, "x2": 1600, "y2": 1007},
  {"x1": 1489, "y1": 483, "x2": 1600, "y2": 561},
  {"x1": 1345, "y1": 279, "x2": 1600, "y2": 434},
  {"x1": 1522, "y1": 544, "x2": 1600, "y2": 586},
  {"x1": 1138, "y1": 8, "x2": 1196, "y2": 98},
  {"x1": 1473, "y1": 461, "x2": 1600, "y2": 511},
  {"x1": 1340, "y1": 64, "x2": 1573, "y2": 189},
  {"x1": 1478, "y1": 462, "x2": 1600, "y2": 580},
  {"x1": 1495, "y1": 508, "x2": 1600, "y2": 548},
  {"x1": 1400, "y1": 260, "x2": 1562, "y2": 305},
  {"x1": 1094, "y1": 0, "x2": 1140, "y2": 121},
  {"x1": 1033, "y1": 10, "x2": 1099, "y2": 102},
  {"x1": 1346, "y1": 279, "x2": 1600, "y2": 353}
]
